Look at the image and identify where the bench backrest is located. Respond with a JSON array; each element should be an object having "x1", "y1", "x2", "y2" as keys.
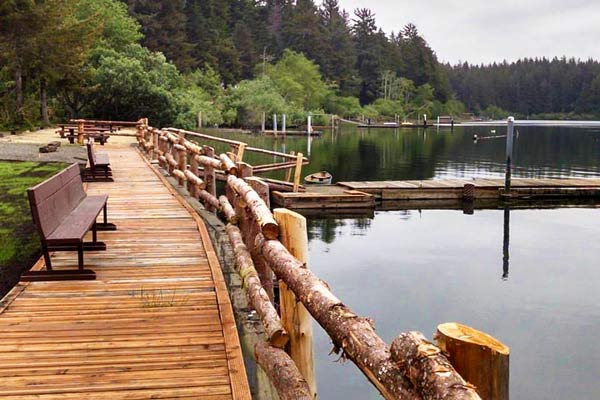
[
  {"x1": 86, "y1": 139, "x2": 97, "y2": 167},
  {"x1": 28, "y1": 164, "x2": 86, "y2": 238}
]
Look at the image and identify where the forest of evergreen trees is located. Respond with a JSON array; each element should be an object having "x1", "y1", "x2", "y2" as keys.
[
  {"x1": 447, "y1": 58, "x2": 600, "y2": 119},
  {"x1": 2, "y1": 0, "x2": 600, "y2": 130}
]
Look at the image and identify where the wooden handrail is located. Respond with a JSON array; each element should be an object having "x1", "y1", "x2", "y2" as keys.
[{"x1": 137, "y1": 124, "x2": 479, "y2": 400}]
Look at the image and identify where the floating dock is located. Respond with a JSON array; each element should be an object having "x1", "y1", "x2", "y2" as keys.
[
  {"x1": 0, "y1": 144, "x2": 251, "y2": 399},
  {"x1": 272, "y1": 178, "x2": 600, "y2": 210}
]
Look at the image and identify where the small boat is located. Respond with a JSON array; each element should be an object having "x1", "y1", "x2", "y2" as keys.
[{"x1": 304, "y1": 171, "x2": 332, "y2": 185}]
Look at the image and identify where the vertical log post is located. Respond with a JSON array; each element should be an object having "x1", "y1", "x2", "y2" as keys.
[
  {"x1": 203, "y1": 145, "x2": 216, "y2": 212},
  {"x1": 189, "y1": 150, "x2": 200, "y2": 197},
  {"x1": 273, "y1": 114, "x2": 278, "y2": 138},
  {"x1": 285, "y1": 151, "x2": 295, "y2": 182},
  {"x1": 435, "y1": 322, "x2": 509, "y2": 400},
  {"x1": 282, "y1": 114, "x2": 287, "y2": 135},
  {"x1": 176, "y1": 144, "x2": 186, "y2": 186},
  {"x1": 237, "y1": 143, "x2": 246, "y2": 162},
  {"x1": 77, "y1": 120, "x2": 84, "y2": 145},
  {"x1": 152, "y1": 129, "x2": 159, "y2": 161},
  {"x1": 273, "y1": 208, "x2": 316, "y2": 399},
  {"x1": 293, "y1": 152, "x2": 304, "y2": 192}
]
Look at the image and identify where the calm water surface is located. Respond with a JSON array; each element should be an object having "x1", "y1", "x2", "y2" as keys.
[{"x1": 207, "y1": 125, "x2": 600, "y2": 399}]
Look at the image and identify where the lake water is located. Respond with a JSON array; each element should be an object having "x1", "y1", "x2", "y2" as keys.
[{"x1": 206, "y1": 125, "x2": 600, "y2": 399}]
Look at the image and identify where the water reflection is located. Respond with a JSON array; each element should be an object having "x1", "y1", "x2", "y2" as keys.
[{"x1": 503, "y1": 207, "x2": 510, "y2": 281}]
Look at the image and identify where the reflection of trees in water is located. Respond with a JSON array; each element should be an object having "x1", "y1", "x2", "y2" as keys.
[
  {"x1": 307, "y1": 217, "x2": 373, "y2": 244},
  {"x1": 203, "y1": 125, "x2": 600, "y2": 182},
  {"x1": 307, "y1": 218, "x2": 346, "y2": 244}
]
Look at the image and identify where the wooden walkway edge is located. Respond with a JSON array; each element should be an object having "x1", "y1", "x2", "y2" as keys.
[
  {"x1": 272, "y1": 178, "x2": 600, "y2": 210},
  {"x1": 0, "y1": 144, "x2": 251, "y2": 399}
]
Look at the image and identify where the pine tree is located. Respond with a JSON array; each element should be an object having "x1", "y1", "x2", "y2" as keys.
[{"x1": 319, "y1": 0, "x2": 356, "y2": 93}]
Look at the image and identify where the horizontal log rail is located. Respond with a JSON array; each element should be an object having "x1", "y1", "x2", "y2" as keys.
[
  {"x1": 70, "y1": 118, "x2": 142, "y2": 126},
  {"x1": 135, "y1": 123, "x2": 481, "y2": 400}
]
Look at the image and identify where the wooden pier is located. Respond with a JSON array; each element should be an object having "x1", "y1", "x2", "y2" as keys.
[
  {"x1": 0, "y1": 144, "x2": 251, "y2": 399},
  {"x1": 272, "y1": 178, "x2": 600, "y2": 210}
]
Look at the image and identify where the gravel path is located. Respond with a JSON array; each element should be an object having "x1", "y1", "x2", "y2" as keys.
[
  {"x1": 0, "y1": 142, "x2": 87, "y2": 164},
  {"x1": 0, "y1": 126, "x2": 137, "y2": 164}
]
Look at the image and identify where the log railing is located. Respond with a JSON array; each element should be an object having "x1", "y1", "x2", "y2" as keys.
[{"x1": 136, "y1": 123, "x2": 483, "y2": 400}]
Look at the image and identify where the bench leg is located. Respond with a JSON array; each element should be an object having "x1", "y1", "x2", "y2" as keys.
[
  {"x1": 42, "y1": 242, "x2": 52, "y2": 270},
  {"x1": 78, "y1": 243, "x2": 84, "y2": 270},
  {"x1": 97, "y1": 204, "x2": 117, "y2": 231},
  {"x1": 92, "y1": 222, "x2": 97, "y2": 243}
]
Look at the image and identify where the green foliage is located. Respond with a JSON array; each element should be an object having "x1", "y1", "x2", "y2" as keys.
[
  {"x1": 371, "y1": 99, "x2": 404, "y2": 118},
  {"x1": 267, "y1": 50, "x2": 332, "y2": 111},
  {"x1": 324, "y1": 94, "x2": 362, "y2": 118},
  {"x1": 75, "y1": 0, "x2": 142, "y2": 51},
  {"x1": 224, "y1": 76, "x2": 290, "y2": 126},
  {"x1": 481, "y1": 104, "x2": 511, "y2": 120}
]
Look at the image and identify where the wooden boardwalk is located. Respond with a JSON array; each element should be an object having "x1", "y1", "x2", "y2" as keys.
[
  {"x1": 0, "y1": 144, "x2": 251, "y2": 399},
  {"x1": 273, "y1": 178, "x2": 600, "y2": 210}
]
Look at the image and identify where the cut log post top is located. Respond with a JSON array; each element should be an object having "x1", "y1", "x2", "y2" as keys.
[
  {"x1": 391, "y1": 332, "x2": 481, "y2": 400},
  {"x1": 436, "y1": 323, "x2": 509, "y2": 400},
  {"x1": 255, "y1": 341, "x2": 312, "y2": 400},
  {"x1": 255, "y1": 233, "x2": 418, "y2": 399},
  {"x1": 226, "y1": 224, "x2": 288, "y2": 348},
  {"x1": 227, "y1": 175, "x2": 279, "y2": 240},
  {"x1": 219, "y1": 153, "x2": 238, "y2": 175}
]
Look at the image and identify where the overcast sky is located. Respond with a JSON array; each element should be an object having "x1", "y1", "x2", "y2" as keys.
[{"x1": 337, "y1": 0, "x2": 600, "y2": 65}]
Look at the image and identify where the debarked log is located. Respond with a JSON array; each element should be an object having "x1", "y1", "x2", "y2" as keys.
[
  {"x1": 172, "y1": 169, "x2": 186, "y2": 183},
  {"x1": 227, "y1": 175, "x2": 279, "y2": 240},
  {"x1": 184, "y1": 170, "x2": 206, "y2": 190},
  {"x1": 255, "y1": 234, "x2": 419, "y2": 399},
  {"x1": 219, "y1": 195, "x2": 238, "y2": 224},
  {"x1": 390, "y1": 332, "x2": 481, "y2": 400},
  {"x1": 198, "y1": 189, "x2": 221, "y2": 211},
  {"x1": 226, "y1": 224, "x2": 288, "y2": 348},
  {"x1": 255, "y1": 341, "x2": 312, "y2": 400},
  {"x1": 219, "y1": 153, "x2": 238, "y2": 175},
  {"x1": 196, "y1": 154, "x2": 222, "y2": 170}
]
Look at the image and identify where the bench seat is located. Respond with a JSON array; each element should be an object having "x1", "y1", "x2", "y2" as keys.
[
  {"x1": 46, "y1": 194, "x2": 108, "y2": 244},
  {"x1": 95, "y1": 153, "x2": 110, "y2": 167}
]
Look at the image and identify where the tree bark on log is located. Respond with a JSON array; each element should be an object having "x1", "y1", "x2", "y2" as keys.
[
  {"x1": 255, "y1": 234, "x2": 419, "y2": 399},
  {"x1": 219, "y1": 195, "x2": 238, "y2": 224},
  {"x1": 226, "y1": 224, "x2": 288, "y2": 348},
  {"x1": 255, "y1": 341, "x2": 313, "y2": 400},
  {"x1": 390, "y1": 332, "x2": 481, "y2": 400},
  {"x1": 227, "y1": 175, "x2": 279, "y2": 240},
  {"x1": 219, "y1": 153, "x2": 238, "y2": 175},
  {"x1": 435, "y1": 323, "x2": 509, "y2": 400},
  {"x1": 198, "y1": 189, "x2": 221, "y2": 211},
  {"x1": 184, "y1": 170, "x2": 206, "y2": 190}
]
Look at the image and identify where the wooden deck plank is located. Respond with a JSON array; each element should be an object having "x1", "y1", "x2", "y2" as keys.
[{"x1": 0, "y1": 142, "x2": 250, "y2": 399}]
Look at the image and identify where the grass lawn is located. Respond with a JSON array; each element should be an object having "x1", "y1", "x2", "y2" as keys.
[{"x1": 0, "y1": 161, "x2": 67, "y2": 298}]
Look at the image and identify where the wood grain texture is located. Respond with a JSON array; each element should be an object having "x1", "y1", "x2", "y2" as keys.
[{"x1": 0, "y1": 142, "x2": 251, "y2": 399}]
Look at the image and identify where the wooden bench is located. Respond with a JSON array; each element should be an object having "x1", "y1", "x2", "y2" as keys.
[
  {"x1": 24, "y1": 164, "x2": 117, "y2": 281},
  {"x1": 84, "y1": 139, "x2": 113, "y2": 182}
]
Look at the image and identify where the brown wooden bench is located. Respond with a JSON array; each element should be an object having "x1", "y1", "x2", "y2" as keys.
[
  {"x1": 84, "y1": 139, "x2": 113, "y2": 182},
  {"x1": 24, "y1": 164, "x2": 117, "y2": 281}
]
